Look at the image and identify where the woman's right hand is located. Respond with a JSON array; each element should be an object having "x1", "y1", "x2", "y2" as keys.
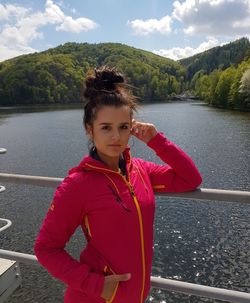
[
  {"x1": 101, "y1": 273, "x2": 131, "y2": 301},
  {"x1": 131, "y1": 119, "x2": 158, "y2": 144}
]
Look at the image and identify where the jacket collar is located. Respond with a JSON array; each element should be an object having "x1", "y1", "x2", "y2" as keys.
[{"x1": 68, "y1": 146, "x2": 132, "y2": 175}]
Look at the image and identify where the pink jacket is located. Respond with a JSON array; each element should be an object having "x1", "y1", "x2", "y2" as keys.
[{"x1": 34, "y1": 133, "x2": 202, "y2": 303}]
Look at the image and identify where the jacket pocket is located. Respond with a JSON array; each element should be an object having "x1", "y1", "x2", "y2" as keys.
[
  {"x1": 80, "y1": 243, "x2": 107, "y2": 274},
  {"x1": 80, "y1": 245, "x2": 126, "y2": 302},
  {"x1": 105, "y1": 266, "x2": 130, "y2": 303}
]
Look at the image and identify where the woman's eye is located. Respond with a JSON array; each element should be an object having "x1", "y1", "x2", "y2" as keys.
[
  {"x1": 121, "y1": 125, "x2": 129, "y2": 130},
  {"x1": 101, "y1": 125, "x2": 129, "y2": 131},
  {"x1": 102, "y1": 126, "x2": 110, "y2": 130}
]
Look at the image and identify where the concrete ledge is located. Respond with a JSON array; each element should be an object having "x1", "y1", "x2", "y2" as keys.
[{"x1": 0, "y1": 259, "x2": 21, "y2": 303}]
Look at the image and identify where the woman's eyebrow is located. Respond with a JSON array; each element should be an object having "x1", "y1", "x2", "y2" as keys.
[{"x1": 98, "y1": 122, "x2": 130, "y2": 125}]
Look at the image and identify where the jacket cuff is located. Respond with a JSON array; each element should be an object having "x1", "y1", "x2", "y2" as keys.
[{"x1": 147, "y1": 132, "x2": 169, "y2": 152}]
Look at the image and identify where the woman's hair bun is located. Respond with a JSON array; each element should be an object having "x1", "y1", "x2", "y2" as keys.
[
  {"x1": 84, "y1": 66, "x2": 124, "y2": 98},
  {"x1": 83, "y1": 66, "x2": 138, "y2": 127}
]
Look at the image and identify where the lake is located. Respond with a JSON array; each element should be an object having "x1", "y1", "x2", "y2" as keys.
[{"x1": 0, "y1": 101, "x2": 250, "y2": 303}]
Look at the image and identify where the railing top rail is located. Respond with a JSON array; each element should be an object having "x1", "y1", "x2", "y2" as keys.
[
  {"x1": 151, "y1": 276, "x2": 250, "y2": 303},
  {"x1": 0, "y1": 172, "x2": 250, "y2": 203},
  {"x1": 157, "y1": 188, "x2": 250, "y2": 203}
]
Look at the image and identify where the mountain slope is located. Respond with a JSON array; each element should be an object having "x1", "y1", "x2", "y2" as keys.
[
  {"x1": 0, "y1": 42, "x2": 185, "y2": 105},
  {"x1": 180, "y1": 37, "x2": 250, "y2": 81}
]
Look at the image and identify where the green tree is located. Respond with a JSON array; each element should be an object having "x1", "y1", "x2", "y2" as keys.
[
  {"x1": 239, "y1": 69, "x2": 250, "y2": 109},
  {"x1": 214, "y1": 67, "x2": 235, "y2": 107},
  {"x1": 195, "y1": 75, "x2": 211, "y2": 102},
  {"x1": 190, "y1": 70, "x2": 205, "y2": 91},
  {"x1": 209, "y1": 69, "x2": 222, "y2": 105}
]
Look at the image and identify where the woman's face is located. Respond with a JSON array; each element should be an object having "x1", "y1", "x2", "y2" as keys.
[{"x1": 87, "y1": 105, "x2": 132, "y2": 165}]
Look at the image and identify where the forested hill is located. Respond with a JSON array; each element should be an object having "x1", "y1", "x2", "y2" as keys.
[
  {"x1": 180, "y1": 37, "x2": 250, "y2": 81},
  {"x1": 0, "y1": 42, "x2": 185, "y2": 106},
  {"x1": 187, "y1": 38, "x2": 250, "y2": 110}
]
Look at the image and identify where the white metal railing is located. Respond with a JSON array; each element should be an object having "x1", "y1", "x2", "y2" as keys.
[
  {"x1": 150, "y1": 277, "x2": 250, "y2": 303},
  {"x1": 0, "y1": 148, "x2": 7, "y2": 154},
  {"x1": 0, "y1": 218, "x2": 12, "y2": 232},
  {"x1": 0, "y1": 172, "x2": 250, "y2": 203},
  {"x1": 1, "y1": 172, "x2": 250, "y2": 303},
  {"x1": 0, "y1": 250, "x2": 37, "y2": 266}
]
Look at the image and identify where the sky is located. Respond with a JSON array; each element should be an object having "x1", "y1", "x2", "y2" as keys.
[{"x1": 0, "y1": 0, "x2": 250, "y2": 62}]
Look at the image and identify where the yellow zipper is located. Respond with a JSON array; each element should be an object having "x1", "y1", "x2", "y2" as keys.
[
  {"x1": 85, "y1": 163, "x2": 146, "y2": 303},
  {"x1": 125, "y1": 175, "x2": 146, "y2": 303}
]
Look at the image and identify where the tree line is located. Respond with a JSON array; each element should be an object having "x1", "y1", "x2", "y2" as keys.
[
  {"x1": 0, "y1": 38, "x2": 249, "y2": 110},
  {"x1": 0, "y1": 42, "x2": 185, "y2": 106},
  {"x1": 192, "y1": 58, "x2": 250, "y2": 110},
  {"x1": 185, "y1": 38, "x2": 250, "y2": 110}
]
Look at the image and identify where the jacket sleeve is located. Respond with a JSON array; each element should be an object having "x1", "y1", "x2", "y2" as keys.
[
  {"x1": 34, "y1": 174, "x2": 104, "y2": 298},
  {"x1": 144, "y1": 132, "x2": 202, "y2": 192}
]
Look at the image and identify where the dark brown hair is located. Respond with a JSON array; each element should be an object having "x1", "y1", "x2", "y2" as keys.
[{"x1": 83, "y1": 66, "x2": 138, "y2": 129}]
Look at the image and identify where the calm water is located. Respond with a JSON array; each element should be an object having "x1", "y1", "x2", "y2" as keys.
[{"x1": 0, "y1": 101, "x2": 250, "y2": 303}]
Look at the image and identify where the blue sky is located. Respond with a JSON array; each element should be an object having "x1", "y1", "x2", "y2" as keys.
[{"x1": 0, "y1": 0, "x2": 250, "y2": 62}]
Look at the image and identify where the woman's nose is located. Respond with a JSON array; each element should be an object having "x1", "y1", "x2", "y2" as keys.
[{"x1": 111, "y1": 129, "x2": 120, "y2": 140}]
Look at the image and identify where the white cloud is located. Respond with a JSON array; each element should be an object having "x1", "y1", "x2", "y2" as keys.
[
  {"x1": 0, "y1": 24, "x2": 43, "y2": 47},
  {"x1": 45, "y1": 0, "x2": 65, "y2": 23},
  {"x1": 128, "y1": 0, "x2": 250, "y2": 38},
  {"x1": 172, "y1": 0, "x2": 250, "y2": 36},
  {"x1": 128, "y1": 15, "x2": 172, "y2": 36},
  {"x1": 0, "y1": 0, "x2": 98, "y2": 62},
  {"x1": 56, "y1": 16, "x2": 97, "y2": 33},
  {"x1": 0, "y1": 44, "x2": 37, "y2": 62},
  {"x1": 153, "y1": 37, "x2": 220, "y2": 60},
  {"x1": 0, "y1": 3, "x2": 29, "y2": 21}
]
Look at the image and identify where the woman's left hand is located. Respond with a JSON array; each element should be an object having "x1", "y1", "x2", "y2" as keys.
[{"x1": 131, "y1": 119, "x2": 158, "y2": 144}]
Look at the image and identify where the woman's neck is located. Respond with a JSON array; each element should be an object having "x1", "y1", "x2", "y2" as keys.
[{"x1": 93, "y1": 149, "x2": 120, "y2": 171}]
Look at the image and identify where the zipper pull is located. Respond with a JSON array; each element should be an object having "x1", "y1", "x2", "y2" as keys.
[{"x1": 129, "y1": 184, "x2": 135, "y2": 196}]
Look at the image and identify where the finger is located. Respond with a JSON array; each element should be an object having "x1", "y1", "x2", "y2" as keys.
[
  {"x1": 139, "y1": 125, "x2": 148, "y2": 137},
  {"x1": 131, "y1": 119, "x2": 138, "y2": 127},
  {"x1": 130, "y1": 124, "x2": 139, "y2": 135},
  {"x1": 133, "y1": 127, "x2": 139, "y2": 135},
  {"x1": 131, "y1": 119, "x2": 138, "y2": 128}
]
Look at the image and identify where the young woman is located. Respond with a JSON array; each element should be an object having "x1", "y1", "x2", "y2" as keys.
[{"x1": 34, "y1": 66, "x2": 202, "y2": 303}]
